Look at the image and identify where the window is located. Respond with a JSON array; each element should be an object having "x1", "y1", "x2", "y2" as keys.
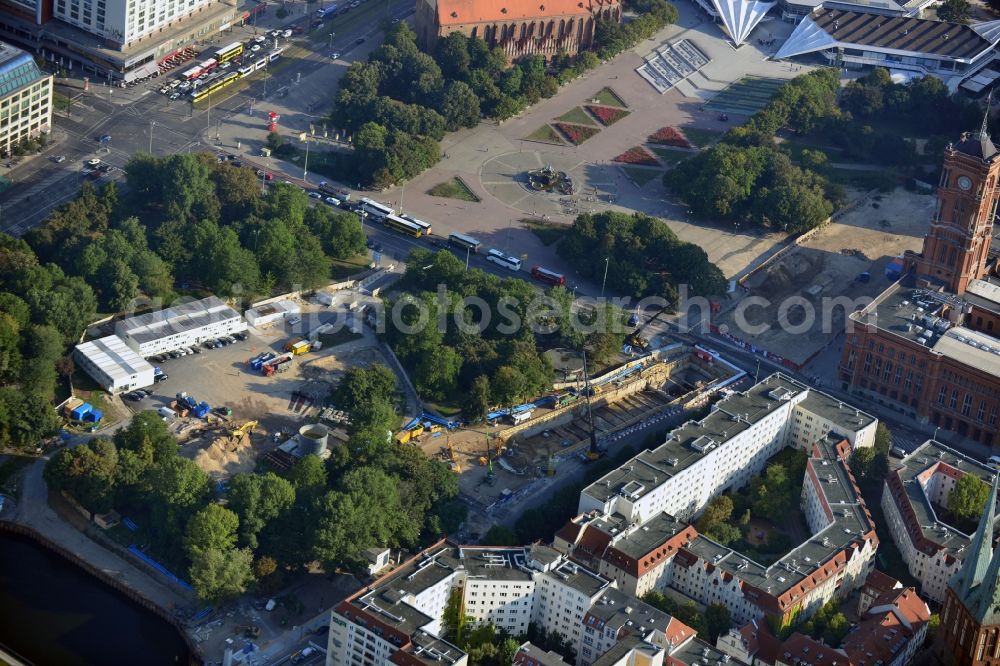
[
  {"x1": 963, "y1": 394, "x2": 973, "y2": 416},
  {"x1": 979, "y1": 400, "x2": 987, "y2": 421},
  {"x1": 939, "y1": 386, "x2": 948, "y2": 404},
  {"x1": 951, "y1": 390, "x2": 959, "y2": 409}
]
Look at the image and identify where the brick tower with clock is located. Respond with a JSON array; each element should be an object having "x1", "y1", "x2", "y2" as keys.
[{"x1": 907, "y1": 121, "x2": 1000, "y2": 295}]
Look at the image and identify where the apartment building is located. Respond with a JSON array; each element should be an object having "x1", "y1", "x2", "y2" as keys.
[
  {"x1": 328, "y1": 542, "x2": 730, "y2": 666},
  {"x1": 115, "y1": 295, "x2": 246, "y2": 357},
  {"x1": 881, "y1": 439, "x2": 998, "y2": 603},
  {"x1": 562, "y1": 375, "x2": 878, "y2": 627},
  {"x1": 0, "y1": 40, "x2": 51, "y2": 158},
  {"x1": 578, "y1": 374, "x2": 877, "y2": 524}
]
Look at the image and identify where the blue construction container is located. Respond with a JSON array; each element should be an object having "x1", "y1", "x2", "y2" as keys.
[
  {"x1": 70, "y1": 403, "x2": 93, "y2": 421},
  {"x1": 83, "y1": 409, "x2": 103, "y2": 423}
]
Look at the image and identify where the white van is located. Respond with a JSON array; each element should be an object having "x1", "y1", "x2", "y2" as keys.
[{"x1": 158, "y1": 406, "x2": 176, "y2": 418}]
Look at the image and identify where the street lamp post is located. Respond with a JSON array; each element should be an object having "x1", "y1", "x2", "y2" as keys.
[
  {"x1": 600, "y1": 256, "x2": 609, "y2": 299},
  {"x1": 149, "y1": 120, "x2": 156, "y2": 154},
  {"x1": 465, "y1": 246, "x2": 471, "y2": 271},
  {"x1": 216, "y1": 119, "x2": 221, "y2": 142},
  {"x1": 303, "y1": 137, "x2": 310, "y2": 181}
]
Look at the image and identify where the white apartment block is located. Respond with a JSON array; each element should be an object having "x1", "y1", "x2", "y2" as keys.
[
  {"x1": 74, "y1": 334, "x2": 155, "y2": 393},
  {"x1": 562, "y1": 375, "x2": 879, "y2": 627},
  {"x1": 578, "y1": 374, "x2": 877, "y2": 524},
  {"x1": 115, "y1": 295, "x2": 246, "y2": 357},
  {"x1": 881, "y1": 439, "x2": 998, "y2": 604},
  {"x1": 0, "y1": 42, "x2": 52, "y2": 159},
  {"x1": 327, "y1": 543, "x2": 724, "y2": 666},
  {"x1": 52, "y1": 0, "x2": 227, "y2": 49}
]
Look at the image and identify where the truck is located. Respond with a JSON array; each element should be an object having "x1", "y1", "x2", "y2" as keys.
[
  {"x1": 315, "y1": 4, "x2": 337, "y2": 19},
  {"x1": 261, "y1": 353, "x2": 293, "y2": 376},
  {"x1": 283, "y1": 337, "x2": 306, "y2": 353},
  {"x1": 175, "y1": 392, "x2": 211, "y2": 419},
  {"x1": 249, "y1": 352, "x2": 276, "y2": 371},
  {"x1": 318, "y1": 181, "x2": 350, "y2": 201},
  {"x1": 289, "y1": 340, "x2": 311, "y2": 355}
]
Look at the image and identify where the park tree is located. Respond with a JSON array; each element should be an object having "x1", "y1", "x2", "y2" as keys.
[
  {"x1": 332, "y1": 364, "x2": 398, "y2": 414},
  {"x1": 189, "y1": 547, "x2": 255, "y2": 603},
  {"x1": 439, "y1": 80, "x2": 481, "y2": 131},
  {"x1": 184, "y1": 504, "x2": 239, "y2": 559},
  {"x1": 937, "y1": 0, "x2": 971, "y2": 22},
  {"x1": 705, "y1": 604, "x2": 732, "y2": 642},
  {"x1": 948, "y1": 473, "x2": 991, "y2": 523},
  {"x1": 462, "y1": 375, "x2": 492, "y2": 423},
  {"x1": 697, "y1": 495, "x2": 734, "y2": 532},
  {"x1": 287, "y1": 454, "x2": 328, "y2": 493},
  {"x1": 482, "y1": 524, "x2": 519, "y2": 546},
  {"x1": 227, "y1": 472, "x2": 296, "y2": 549}
]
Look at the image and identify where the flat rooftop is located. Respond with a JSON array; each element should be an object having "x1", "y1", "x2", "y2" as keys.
[
  {"x1": 75, "y1": 335, "x2": 154, "y2": 384},
  {"x1": 582, "y1": 373, "x2": 874, "y2": 507},
  {"x1": 889, "y1": 440, "x2": 999, "y2": 554},
  {"x1": 585, "y1": 588, "x2": 673, "y2": 635},
  {"x1": 810, "y1": 7, "x2": 993, "y2": 59},
  {"x1": 541, "y1": 558, "x2": 611, "y2": 598},
  {"x1": 117, "y1": 296, "x2": 243, "y2": 345},
  {"x1": 966, "y1": 277, "x2": 1000, "y2": 314},
  {"x1": 605, "y1": 512, "x2": 691, "y2": 561},
  {"x1": 852, "y1": 281, "x2": 1000, "y2": 378}
]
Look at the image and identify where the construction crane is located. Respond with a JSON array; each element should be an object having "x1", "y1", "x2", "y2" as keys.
[{"x1": 582, "y1": 351, "x2": 603, "y2": 461}]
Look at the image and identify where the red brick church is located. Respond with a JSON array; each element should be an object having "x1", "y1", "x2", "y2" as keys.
[{"x1": 415, "y1": 0, "x2": 621, "y2": 60}]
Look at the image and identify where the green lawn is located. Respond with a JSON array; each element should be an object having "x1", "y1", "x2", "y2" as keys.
[
  {"x1": 425, "y1": 401, "x2": 463, "y2": 418},
  {"x1": 521, "y1": 218, "x2": 567, "y2": 246},
  {"x1": 681, "y1": 127, "x2": 723, "y2": 149},
  {"x1": 780, "y1": 140, "x2": 843, "y2": 163},
  {"x1": 556, "y1": 106, "x2": 597, "y2": 126},
  {"x1": 622, "y1": 167, "x2": 663, "y2": 187},
  {"x1": 525, "y1": 124, "x2": 566, "y2": 145},
  {"x1": 427, "y1": 177, "x2": 481, "y2": 202},
  {"x1": 649, "y1": 146, "x2": 694, "y2": 166},
  {"x1": 330, "y1": 254, "x2": 370, "y2": 280},
  {"x1": 592, "y1": 86, "x2": 628, "y2": 108}
]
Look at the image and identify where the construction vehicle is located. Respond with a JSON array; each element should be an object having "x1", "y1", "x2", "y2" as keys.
[
  {"x1": 447, "y1": 442, "x2": 460, "y2": 472},
  {"x1": 625, "y1": 333, "x2": 649, "y2": 351},
  {"x1": 231, "y1": 420, "x2": 258, "y2": 439},
  {"x1": 395, "y1": 423, "x2": 424, "y2": 444},
  {"x1": 283, "y1": 337, "x2": 305, "y2": 352}
]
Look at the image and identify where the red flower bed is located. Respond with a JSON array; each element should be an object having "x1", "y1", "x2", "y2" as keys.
[
  {"x1": 613, "y1": 146, "x2": 659, "y2": 166},
  {"x1": 648, "y1": 126, "x2": 692, "y2": 148},
  {"x1": 554, "y1": 122, "x2": 601, "y2": 145},
  {"x1": 586, "y1": 105, "x2": 630, "y2": 126}
]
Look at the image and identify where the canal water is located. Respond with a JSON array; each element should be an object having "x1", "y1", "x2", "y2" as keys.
[{"x1": 0, "y1": 530, "x2": 193, "y2": 666}]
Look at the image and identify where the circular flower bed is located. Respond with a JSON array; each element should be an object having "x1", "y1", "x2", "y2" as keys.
[
  {"x1": 648, "y1": 126, "x2": 692, "y2": 149},
  {"x1": 586, "y1": 105, "x2": 630, "y2": 126},
  {"x1": 613, "y1": 147, "x2": 659, "y2": 166}
]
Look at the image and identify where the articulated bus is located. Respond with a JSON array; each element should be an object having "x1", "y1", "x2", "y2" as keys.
[
  {"x1": 181, "y1": 66, "x2": 203, "y2": 81},
  {"x1": 190, "y1": 72, "x2": 240, "y2": 102},
  {"x1": 199, "y1": 58, "x2": 219, "y2": 74},
  {"x1": 383, "y1": 214, "x2": 423, "y2": 238},
  {"x1": 447, "y1": 232, "x2": 481, "y2": 254},
  {"x1": 401, "y1": 214, "x2": 431, "y2": 236},
  {"x1": 359, "y1": 197, "x2": 395, "y2": 221},
  {"x1": 486, "y1": 249, "x2": 521, "y2": 272},
  {"x1": 214, "y1": 41, "x2": 244, "y2": 63},
  {"x1": 531, "y1": 265, "x2": 565, "y2": 286}
]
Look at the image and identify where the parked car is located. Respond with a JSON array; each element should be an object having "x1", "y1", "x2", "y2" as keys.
[
  {"x1": 124, "y1": 392, "x2": 143, "y2": 402},
  {"x1": 234, "y1": 332, "x2": 248, "y2": 341},
  {"x1": 155, "y1": 373, "x2": 168, "y2": 383},
  {"x1": 203, "y1": 341, "x2": 217, "y2": 349},
  {"x1": 308, "y1": 191, "x2": 322, "y2": 199},
  {"x1": 324, "y1": 196, "x2": 340, "y2": 206},
  {"x1": 168, "y1": 351, "x2": 180, "y2": 358}
]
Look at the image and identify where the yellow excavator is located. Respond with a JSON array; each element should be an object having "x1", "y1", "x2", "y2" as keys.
[{"x1": 231, "y1": 420, "x2": 258, "y2": 440}]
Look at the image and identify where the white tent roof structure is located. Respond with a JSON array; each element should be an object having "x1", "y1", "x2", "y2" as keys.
[{"x1": 712, "y1": 0, "x2": 776, "y2": 45}]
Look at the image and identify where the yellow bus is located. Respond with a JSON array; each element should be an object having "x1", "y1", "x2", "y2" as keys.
[
  {"x1": 214, "y1": 41, "x2": 244, "y2": 64},
  {"x1": 384, "y1": 214, "x2": 424, "y2": 238}
]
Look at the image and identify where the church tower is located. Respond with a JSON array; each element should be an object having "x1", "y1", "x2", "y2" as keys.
[
  {"x1": 911, "y1": 115, "x2": 1000, "y2": 295},
  {"x1": 939, "y1": 475, "x2": 1000, "y2": 664}
]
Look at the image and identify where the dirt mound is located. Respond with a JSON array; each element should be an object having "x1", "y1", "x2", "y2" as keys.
[
  {"x1": 192, "y1": 431, "x2": 256, "y2": 479},
  {"x1": 755, "y1": 253, "x2": 824, "y2": 299}
]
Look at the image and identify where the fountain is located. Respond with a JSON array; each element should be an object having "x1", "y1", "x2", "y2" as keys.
[{"x1": 526, "y1": 164, "x2": 574, "y2": 195}]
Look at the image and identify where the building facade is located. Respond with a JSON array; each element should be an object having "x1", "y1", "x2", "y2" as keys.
[
  {"x1": 415, "y1": 0, "x2": 620, "y2": 60},
  {"x1": 0, "y1": 40, "x2": 51, "y2": 158},
  {"x1": 881, "y1": 440, "x2": 997, "y2": 604},
  {"x1": 115, "y1": 295, "x2": 246, "y2": 357},
  {"x1": 839, "y1": 129, "x2": 1000, "y2": 446},
  {"x1": 73, "y1": 334, "x2": 155, "y2": 393}
]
